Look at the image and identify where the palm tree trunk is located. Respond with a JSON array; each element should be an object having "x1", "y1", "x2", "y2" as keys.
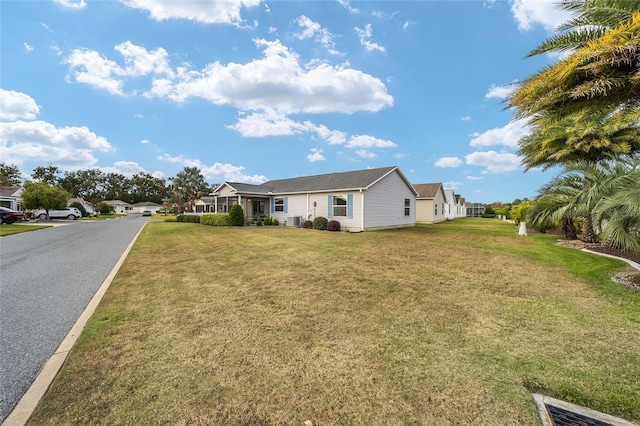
[
  {"x1": 581, "y1": 211, "x2": 598, "y2": 243},
  {"x1": 563, "y1": 218, "x2": 578, "y2": 240}
]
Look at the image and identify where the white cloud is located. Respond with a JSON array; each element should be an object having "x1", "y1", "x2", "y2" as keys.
[
  {"x1": 294, "y1": 16, "x2": 339, "y2": 55},
  {"x1": 24, "y1": 43, "x2": 34, "y2": 52},
  {"x1": 337, "y1": 0, "x2": 359, "y2": 14},
  {"x1": 146, "y1": 38, "x2": 393, "y2": 114},
  {"x1": 467, "y1": 175, "x2": 484, "y2": 181},
  {"x1": 101, "y1": 161, "x2": 146, "y2": 176},
  {"x1": 307, "y1": 148, "x2": 325, "y2": 162},
  {"x1": 511, "y1": 0, "x2": 570, "y2": 32},
  {"x1": 465, "y1": 151, "x2": 521, "y2": 174},
  {"x1": 485, "y1": 84, "x2": 513, "y2": 100},
  {"x1": 461, "y1": 116, "x2": 471, "y2": 122},
  {"x1": 355, "y1": 149, "x2": 376, "y2": 159},
  {"x1": 469, "y1": 119, "x2": 531, "y2": 148},
  {"x1": 355, "y1": 24, "x2": 385, "y2": 52},
  {"x1": 55, "y1": 0, "x2": 87, "y2": 9},
  {"x1": 444, "y1": 181, "x2": 463, "y2": 190},
  {"x1": 120, "y1": 0, "x2": 261, "y2": 25},
  {"x1": 434, "y1": 157, "x2": 462, "y2": 168},
  {"x1": 346, "y1": 135, "x2": 396, "y2": 148},
  {"x1": 157, "y1": 154, "x2": 267, "y2": 184},
  {"x1": 228, "y1": 110, "x2": 347, "y2": 144},
  {"x1": 0, "y1": 120, "x2": 112, "y2": 168},
  {"x1": 0, "y1": 89, "x2": 40, "y2": 121},
  {"x1": 65, "y1": 41, "x2": 173, "y2": 95},
  {"x1": 140, "y1": 139, "x2": 149, "y2": 144}
]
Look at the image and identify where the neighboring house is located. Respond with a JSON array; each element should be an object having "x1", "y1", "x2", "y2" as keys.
[
  {"x1": 68, "y1": 197, "x2": 96, "y2": 216},
  {"x1": 443, "y1": 189, "x2": 456, "y2": 220},
  {"x1": 102, "y1": 200, "x2": 133, "y2": 214},
  {"x1": 194, "y1": 196, "x2": 215, "y2": 213},
  {"x1": 132, "y1": 201, "x2": 163, "y2": 214},
  {"x1": 210, "y1": 166, "x2": 418, "y2": 231},
  {"x1": 466, "y1": 202, "x2": 486, "y2": 217},
  {"x1": 0, "y1": 186, "x2": 23, "y2": 210},
  {"x1": 413, "y1": 183, "x2": 447, "y2": 224},
  {"x1": 459, "y1": 197, "x2": 467, "y2": 217}
]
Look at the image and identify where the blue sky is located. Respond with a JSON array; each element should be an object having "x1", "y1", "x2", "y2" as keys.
[{"x1": 1, "y1": 0, "x2": 571, "y2": 203}]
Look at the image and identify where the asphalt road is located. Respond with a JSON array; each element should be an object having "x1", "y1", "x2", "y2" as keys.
[{"x1": 0, "y1": 215, "x2": 148, "y2": 422}]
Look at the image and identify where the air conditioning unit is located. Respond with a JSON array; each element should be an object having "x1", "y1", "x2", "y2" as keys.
[{"x1": 287, "y1": 216, "x2": 303, "y2": 226}]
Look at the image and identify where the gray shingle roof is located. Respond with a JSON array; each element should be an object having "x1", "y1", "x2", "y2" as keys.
[
  {"x1": 262, "y1": 166, "x2": 398, "y2": 193},
  {"x1": 219, "y1": 166, "x2": 405, "y2": 195}
]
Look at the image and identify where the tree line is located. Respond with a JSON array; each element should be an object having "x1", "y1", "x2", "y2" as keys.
[{"x1": 0, "y1": 163, "x2": 216, "y2": 212}]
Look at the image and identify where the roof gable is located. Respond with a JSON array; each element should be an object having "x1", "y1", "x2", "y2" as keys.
[{"x1": 413, "y1": 183, "x2": 444, "y2": 198}]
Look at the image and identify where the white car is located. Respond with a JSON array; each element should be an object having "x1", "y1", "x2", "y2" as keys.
[{"x1": 34, "y1": 207, "x2": 82, "y2": 220}]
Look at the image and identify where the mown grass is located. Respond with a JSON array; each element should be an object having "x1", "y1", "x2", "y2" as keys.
[
  {"x1": 29, "y1": 219, "x2": 640, "y2": 425},
  {"x1": 0, "y1": 224, "x2": 51, "y2": 236}
]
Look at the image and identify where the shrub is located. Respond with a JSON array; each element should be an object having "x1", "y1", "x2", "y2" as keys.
[
  {"x1": 313, "y1": 216, "x2": 328, "y2": 230},
  {"x1": 263, "y1": 217, "x2": 272, "y2": 226},
  {"x1": 272, "y1": 219, "x2": 279, "y2": 226},
  {"x1": 69, "y1": 202, "x2": 88, "y2": 217},
  {"x1": 201, "y1": 214, "x2": 229, "y2": 226},
  {"x1": 303, "y1": 220, "x2": 313, "y2": 229},
  {"x1": 481, "y1": 214, "x2": 496, "y2": 219},
  {"x1": 229, "y1": 204, "x2": 245, "y2": 226},
  {"x1": 99, "y1": 203, "x2": 112, "y2": 215},
  {"x1": 177, "y1": 214, "x2": 200, "y2": 223},
  {"x1": 327, "y1": 220, "x2": 341, "y2": 232},
  {"x1": 257, "y1": 220, "x2": 263, "y2": 226}
]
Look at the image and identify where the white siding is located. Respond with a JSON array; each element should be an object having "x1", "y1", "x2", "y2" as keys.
[{"x1": 363, "y1": 170, "x2": 415, "y2": 230}]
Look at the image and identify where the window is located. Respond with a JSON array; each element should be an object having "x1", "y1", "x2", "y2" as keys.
[
  {"x1": 274, "y1": 197, "x2": 284, "y2": 212},
  {"x1": 435, "y1": 203, "x2": 438, "y2": 216},
  {"x1": 404, "y1": 198, "x2": 410, "y2": 216},
  {"x1": 333, "y1": 195, "x2": 347, "y2": 217}
]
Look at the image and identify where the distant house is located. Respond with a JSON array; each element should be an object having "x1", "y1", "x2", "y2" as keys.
[
  {"x1": 194, "y1": 196, "x2": 215, "y2": 213},
  {"x1": 132, "y1": 201, "x2": 163, "y2": 214},
  {"x1": 210, "y1": 166, "x2": 417, "y2": 231},
  {"x1": 102, "y1": 200, "x2": 133, "y2": 214},
  {"x1": 0, "y1": 186, "x2": 23, "y2": 210},
  {"x1": 68, "y1": 197, "x2": 96, "y2": 216},
  {"x1": 444, "y1": 189, "x2": 456, "y2": 220},
  {"x1": 466, "y1": 202, "x2": 485, "y2": 217},
  {"x1": 413, "y1": 183, "x2": 447, "y2": 224}
]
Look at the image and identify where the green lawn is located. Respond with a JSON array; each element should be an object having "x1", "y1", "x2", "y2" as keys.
[
  {"x1": 29, "y1": 219, "x2": 640, "y2": 425},
  {"x1": 0, "y1": 223, "x2": 51, "y2": 236}
]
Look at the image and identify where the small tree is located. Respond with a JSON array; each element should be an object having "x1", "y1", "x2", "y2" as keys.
[
  {"x1": 229, "y1": 204, "x2": 245, "y2": 226},
  {"x1": 21, "y1": 182, "x2": 70, "y2": 218}
]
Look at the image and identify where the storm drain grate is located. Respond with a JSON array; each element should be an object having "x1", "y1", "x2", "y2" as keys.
[
  {"x1": 545, "y1": 403, "x2": 612, "y2": 426},
  {"x1": 533, "y1": 394, "x2": 638, "y2": 426}
]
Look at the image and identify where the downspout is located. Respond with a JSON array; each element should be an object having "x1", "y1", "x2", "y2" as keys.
[
  {"x1": 360, "y1": 189, "x2": 365, "y2": 232},
  {"x1": 306, "y1": 193, "x2": 310, "y2": 220}
]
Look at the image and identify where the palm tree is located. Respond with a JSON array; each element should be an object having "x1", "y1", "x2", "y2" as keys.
[
  {"x1": 592, "y1": 161, "x2": 640, "y2": 254},
  {"x1": 528, "y1": 184, "x2": 579, "y2": 240},
  {"x1": 528, "y1": 159, "x2": 629, "y2": 243},
  {"x1": 518, "y1": 108, "x2": 640, "y2": 170},
  {"x1": 508, "y1": 11, "x2": 640, "y2": 121},
  {"x1": 528, "y1": 0, "x2": 640, "y2": 57}
]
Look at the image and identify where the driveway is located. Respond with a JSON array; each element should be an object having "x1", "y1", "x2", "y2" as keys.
[{"x1": 0, "y1": 215, "x2": 148, "y2": 422}]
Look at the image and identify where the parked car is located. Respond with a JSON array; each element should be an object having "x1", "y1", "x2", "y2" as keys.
[
  {"x1": 0, "y1": 207, "x2": 26, "y2": 224},
  {"x1": 33, "y1": 207, "x2": 82, "y2": 220},
  {"x1": 142, "y1": 210, "x2": 152, "y2": 217}
]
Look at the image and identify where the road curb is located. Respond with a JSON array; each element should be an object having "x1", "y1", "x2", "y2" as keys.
[{"x1": 2, "y1": 223, "x2": 147, "y2": 426}]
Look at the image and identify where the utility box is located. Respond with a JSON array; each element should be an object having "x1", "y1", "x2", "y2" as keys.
[{"x1": 287, "y1": 216, "x2": 303, "y2": 226}]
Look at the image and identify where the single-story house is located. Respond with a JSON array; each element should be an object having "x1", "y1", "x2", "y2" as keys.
[
  {"x1": 413, "y1": 183, "x2": 447, "y2": 224},
  {"x1": 194, "y1": 196, "x2": 215, "y2": 213},
  {"x1": 68, "y1": 197, "x2": 96, "y2": 216},
  {"x1": 466, "y1": 202, "x2": 486, "y2": 217},
  {"x1": 132, "y1": 201, "x2": 163, "y2": 214},
  {"x1": 102, "y1": 200, "x2": 133, "y2": 214},
  {"x1": 209, "y1": 166, "x2": 418, "y2": 231},
  {"x1": 444, "y1": 189, "x2": 457, "y2": 220},
  {"x1": 0, "y1": 186, "x2": 23, "y2": 210}
]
